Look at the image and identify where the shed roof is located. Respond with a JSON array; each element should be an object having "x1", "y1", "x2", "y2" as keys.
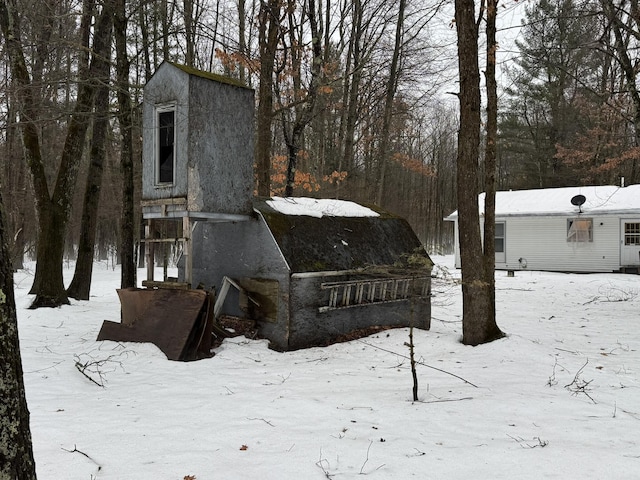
[
  {"x1": 445, "y1": 184, "x2": 640, "y2": 220},
  {"x1": 254, "y1": 197, "x2": 430, "y2": 273},
  {"x1": 162, "y1": 61, "x2": 252, "y2": 90}
]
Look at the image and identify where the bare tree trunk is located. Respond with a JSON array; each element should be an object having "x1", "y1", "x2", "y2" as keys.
[
  {"x1": 139, "y1": 0, "x2": 153, "y2": 82},
  {"x1": 0, "y1": 189, "x2": 37, "y2": 480},
  {"x1": 283, "y1": 0, "x2": 323, "y2": 197},
  {"x1": 184, "y1": 0, "x2": 195, "y2": 66},
  {"x1": 238, "y1": 0, "x2": 247, "y2": 83},
  {"x1": 255, "y1": 0, "x2": 282, "y2": 197},
  {"x1": 161, "y1": 0, "x2": 170, "y2": 60},
  {"x1": 376, "y1": 0, "x2": 405, "y2": 207},
  {"x1": 68, "y1": 1, "x2": 113, "y2": 300},
  {"x1": 115, "y1": 0, "x2": 137, "y2": 289},
  {"x1": 455, "y1": 0, "x2": 503, "y2": 345},
  {"x1": 339, "y1": 0, "x2": 363, "y2": 191},
  {"x1": 483, "y1": 0, "x2": 500, "y2": 333}
]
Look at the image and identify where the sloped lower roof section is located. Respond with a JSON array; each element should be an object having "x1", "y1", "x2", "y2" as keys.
[
  {"x1": 254, "y1": 197, "x2": 430, "y2": 273},
  {"x1": 446, "y1": 184, "x2": 640, "y2": 219}
]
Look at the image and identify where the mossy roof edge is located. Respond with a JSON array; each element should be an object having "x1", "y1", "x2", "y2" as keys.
[{"x1": 167, "y1": 61, "x2": 252, "y2": 90}]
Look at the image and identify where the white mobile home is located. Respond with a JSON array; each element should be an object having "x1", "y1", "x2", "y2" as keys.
[{"x1": 445, "y1": 185, "x2": 640, "y2": 273}]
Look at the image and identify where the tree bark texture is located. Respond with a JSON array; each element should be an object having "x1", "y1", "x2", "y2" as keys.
[
  {"x1": 0, "y1": 189, "x2": 37, "y2": 480},
  {"x1": 115, "y1": 0, "x2": 137, "y2": 289},
  {"x1": 255, "y1": 0, "x2": 282, "y2": 197},
  {"x1": 455, "y1": 0, "x2": 503, "y2": 345},
  {"x1": 375, "y1": 0, "x2": 405, "y2": 207},
  {"x1": 483, "y1": 0, "x2": 499, "y2": 333}
]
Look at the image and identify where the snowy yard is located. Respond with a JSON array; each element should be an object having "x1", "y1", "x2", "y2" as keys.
[{"x1": 15, "y1": 256, "x2": 640, "y2": 479}]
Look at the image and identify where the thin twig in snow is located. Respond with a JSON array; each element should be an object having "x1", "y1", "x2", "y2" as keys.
[
  {"x1": 357, "y1": 339, "x2": 478, "y2": 388},
  {"x1": 62, "y1": 445, "x2": 102, "y2": 470},
  {"x1": 247, "y1": 417, "x2": 275, "y2": 427},
  {"x1": 359, "y1": 440, "x2": 385, "y2": 475},
  {"x1": 564, "y1": 359, "x2": 596, "y2": 404},
  {"x1": 316, "y1": 449, "x2": 334, "y2": 479}
]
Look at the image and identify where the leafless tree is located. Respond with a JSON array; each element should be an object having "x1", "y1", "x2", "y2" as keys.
[
  {"x1": 1, "y1": 0, "x2": 113, "y2": 308},
  {"x1": 454, "y1": 0, "x2": 503, "y2": 345}
]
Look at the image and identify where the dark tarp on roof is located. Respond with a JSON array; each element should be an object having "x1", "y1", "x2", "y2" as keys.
[{"x1": 254, "y1": 198, "x2": 430, "y2": 273}]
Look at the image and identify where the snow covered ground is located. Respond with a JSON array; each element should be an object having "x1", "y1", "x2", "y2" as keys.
[{"x1": 15, "y1": 256, "x2": 640, "y2": 479}]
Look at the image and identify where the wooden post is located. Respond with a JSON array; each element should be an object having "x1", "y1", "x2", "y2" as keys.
[
  {"x1": 183, "y1": 216, "x2": 193, "y2": 287},
  {"x1": 145, "y1": 219, "x2": 154, "y2": 283}
]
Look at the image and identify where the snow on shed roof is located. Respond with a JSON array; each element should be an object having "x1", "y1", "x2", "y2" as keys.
[
  {"x1": 266, "y1": 196, "x2": 379, "y2": 218},
  {"x1": 446, "y1": 184, "x2": 640, "y2": 219}
]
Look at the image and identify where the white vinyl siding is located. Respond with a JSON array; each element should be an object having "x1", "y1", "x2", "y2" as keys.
[
  {"x1": 453, "y1": 215, "x2": 621, "y2": 272},
  {"x1": 502, "y1": 216, "x2": 619, "y2": 272}
]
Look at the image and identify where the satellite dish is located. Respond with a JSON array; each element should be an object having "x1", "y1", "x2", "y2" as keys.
[
  {"x1": 571, "y1": 194, "x2": 586, "y2": 213},
  {"x1": 571, "y1": 194, "x2": 586, "y2": 206}
]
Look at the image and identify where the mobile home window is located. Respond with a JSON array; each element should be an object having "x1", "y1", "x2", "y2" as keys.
[
  {"x1": 494, "y1": 222, "x2": 505, "y2": 253},
  {"x1": 625, "y1": 222, "x2": 640, "y2": 245},
  {"x1": 567, "y1": 218, "x2": 593, "y2": 242},
  {"x1": 157, "y1": 108, "x2": 175, "y2": 184}
]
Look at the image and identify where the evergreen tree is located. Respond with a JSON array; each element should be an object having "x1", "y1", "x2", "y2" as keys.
[{"x1": 501, "y1": 0, "x2": 602, "y2": 188}]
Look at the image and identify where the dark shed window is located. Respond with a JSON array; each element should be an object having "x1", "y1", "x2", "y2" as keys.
[{"x1": 157, "y1": 110, "x2": 175, "y2": 184}]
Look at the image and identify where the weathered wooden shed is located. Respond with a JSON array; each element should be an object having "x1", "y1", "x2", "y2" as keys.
[
  {"x1": 187, "y1": 197, "x2": 432, "y2": 350},
  {"x1": 445, "y1": 185, "x2": 640, "y2": 273},
  {"x1": 103, "y1": 61, "x2": 431, "y2": 353}
]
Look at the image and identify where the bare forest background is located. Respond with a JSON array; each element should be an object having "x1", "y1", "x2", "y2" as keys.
[{"x1": 2, "y1": 0, "x2": 640, "y2": 281}]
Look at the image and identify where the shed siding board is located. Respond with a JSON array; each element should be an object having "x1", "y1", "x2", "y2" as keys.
[
  {"x1": 454, "y1": 215, "x2": 622, "y2": 272},
  {"x1": 187, "y1": 75, "x2": 254, "y2": 215}
]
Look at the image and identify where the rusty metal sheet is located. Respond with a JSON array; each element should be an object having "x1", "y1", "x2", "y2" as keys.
[{"x1": 97, "y1": 288, "x2": 212, "y2": 361}]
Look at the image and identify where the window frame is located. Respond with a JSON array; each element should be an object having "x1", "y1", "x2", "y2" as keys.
[
  {"x1": 155, "y1": 104, "x2": 176, "y2": 186},
  {"x1": 567, "y1": 217, "x2": 593, "y2": 243},
  {"x1": 494, "y1": 221, "x2": 505, "y2": 254},
  {"x1": 624, "y1": 222, "x2": 640, "y2": 246}
]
